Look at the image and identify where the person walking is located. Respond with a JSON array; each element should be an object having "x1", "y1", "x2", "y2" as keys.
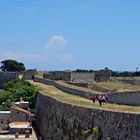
[
  {"x1": 105, "y1": 94, "x2": 109, "y2": 103},
  {"x1": 92, "y1": 95, "x2": 96, "y2": 103},
  {"x1": 98, "y1": 95, "x2": 102, "y2": 106}
]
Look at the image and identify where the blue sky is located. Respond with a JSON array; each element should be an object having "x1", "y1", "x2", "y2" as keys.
[{"x1": 0, "y1": 0, "x2": 140, "y2": 71}]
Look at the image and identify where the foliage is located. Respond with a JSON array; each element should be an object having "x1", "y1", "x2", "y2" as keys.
[
  {"x1": 74, "y1": 69, "x2": 95, "y2": 73},
  {"x1": 0, "y1": 79, "x2": 38, "y2": 110},
  {"x1": 82, "y1": 127, "x2": 99, "y2": 137},
  {"x1": 0, "y1": 99, "x2": 12, "y2": 111},
  {"x1": 1, "y1": 59, "x2": 25, "y2": 72},
  {"x1": 112, "y1": 70, "x2": 140, "y2": 77},
  {"x1": 105, "y1": 137, "x2": 111, "y2": 140},
  {"x1": 92, "y1": 127, "x2": 99, "y2": 136},
  {"x1": 82, "y1": 128, "x2": 92, "y2": 136},
  {"x1": 74, "y1": 68, "x2": 140, "y2": 77}
]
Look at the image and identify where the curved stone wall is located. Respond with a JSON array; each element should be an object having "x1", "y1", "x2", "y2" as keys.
[
  {"x1": 35, "y1": 92, "x2": 140, "y2": 140},
  {"x1": 34, "y1": 77, "x2": 94, "y2": 99},
  {"x1": 34, "y1": 77, "x2": 140, "y2": 106},
  {"x1": 108, "y1": 91, "x2": 140, "y2": 106}
]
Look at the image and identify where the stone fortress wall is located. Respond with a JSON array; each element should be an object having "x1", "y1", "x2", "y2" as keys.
[
  {"x1": 71, "y1": 72, "x2": 95, "y2": 82},
  {"x1": 23, "y1": 69, "x2": 36, "y2": 80},
  {"x1": 1, "y1": 70, "x2": 140, "y2": 106},
  {"x1": 0, "y1": 69, "x2": 36, "y2": 88},
  {"x1": 0, "y1": 71, "x2": 19, "y2": 88},
  {"x1": 34, "y1": 77, "x2": 140, "y2": 106},
  {"x1": 44, "y1": 69, "x2": 111, "y2": 82},
  {"x1": 35, "y1": 92, "x2": 140, "y2": 140}
]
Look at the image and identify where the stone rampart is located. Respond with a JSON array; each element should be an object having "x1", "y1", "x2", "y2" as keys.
[
  {"x1": 45, "y1": 70, "x2": 111, "y2": 82},
  {"x1": 34, "y1": 77, "x2": 140, "y2": 106},
  {"x1": 71, "y1": 72, "x2": 95, "y2": 82},
  {"x1": 23, "y1": 69, "x2": 36, "y2": 80},
  {"x1": 0, "y1": 72, "x2": 19, "y2": 88},
  {"x1": 34, "y1": 77, "x2": 94, "y2": 99},
  {"x1": 108, "y1": 91, "x2": 140, "y2": 105},
  {"x1": 67, "y1": 82, "x2": 88, "y2": 88},
  {"x1": 95, "y1": 70, "x2": 111, "y2": 82},
  {"x1": 35, "y1": 92, "x2": 140, "y2": 140}
]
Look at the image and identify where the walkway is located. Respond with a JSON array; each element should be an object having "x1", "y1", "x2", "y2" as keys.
[{"x1": 30, "y1": 80, "x2": 140, "y2": 114}]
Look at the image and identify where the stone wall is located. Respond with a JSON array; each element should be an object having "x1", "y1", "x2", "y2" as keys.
[
  {"x1": 34, "y1": 77, "x2": 95, "y2": 99},
  {"x1": 66, "y1": 82, "x2": 88, "y2": 88},
  {"x1": 108, "y1": 91, "x2": 140, "y2": 106},
  {"x1": 49, "y1": 71, "x2": 72, "y2": 81},
  {"x1": 71, "y1": 72, "x2": 95, "y2": 82},
  {"x1": 34, "y1": 77, "x2": 140, "y2": 106},
  {"x1": 23, "y1": 69, "x2": 36, "y2": 80},
  {"x1": 0, "y1": 72, "x2": 19, "y2": 88},
  {"x1": 35, "y1": 92, "x2": 140, "y2": 140},
  {"x1": 95, "y1": 70, "x2": 111, "y2": 82},
  {"x1": 44, "y1": 70, "x2": 111, "y2": 82}
]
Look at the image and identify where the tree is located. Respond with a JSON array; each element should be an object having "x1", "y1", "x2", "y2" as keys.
[
  {"x1": 0, "y1": 79, "x2": 38, "y2": 110},
  {"x1": 1, "y1": 59, "x2": 25, "y2": 72}
]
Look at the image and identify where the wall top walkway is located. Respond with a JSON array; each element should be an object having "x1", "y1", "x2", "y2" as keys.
[{"x1": 34, "y1": 77, "x2": 140, "y2": 106}]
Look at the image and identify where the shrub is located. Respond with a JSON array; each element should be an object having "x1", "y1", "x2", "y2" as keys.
[{"x1": 0, "y1": 79, "x2": 38, "y2": 110}]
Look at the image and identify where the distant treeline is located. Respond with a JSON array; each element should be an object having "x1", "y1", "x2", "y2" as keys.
[
  {"x1": 73, "y1": 69, "x2": 140, "y2": 77},
  {"x1": 111, "y1": 71, "x2": 140, "y2": 77},
  {"x1": 73, "y1": 69, "x2": 95, "y2": 73}
]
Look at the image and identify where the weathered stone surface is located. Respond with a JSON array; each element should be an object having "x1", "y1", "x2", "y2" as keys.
[
  {"x1": 0, "y1": 72, "x2": 19, "y2": 88},
  {"x1": 35, "y1": 92, "x2": 140, "y2": 140}
]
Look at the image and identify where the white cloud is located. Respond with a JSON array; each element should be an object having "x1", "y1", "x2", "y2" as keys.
[
  {"x1": 0, "y1": 35, "x2": 74, "y2": 69},
  {"x1": 45, "y1": 35, "x2": 68, "y2": 49},
  {"x1": 44, "y1": 35, "x2": 74, "y2": 64},
  {"x1": 0, "y1": 51, "x2": 48, "y2": 63}
]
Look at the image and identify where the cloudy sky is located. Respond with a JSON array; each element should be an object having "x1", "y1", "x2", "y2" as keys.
[{"x1": 0, "y1": 0, "x2": 140, "y2": 71}]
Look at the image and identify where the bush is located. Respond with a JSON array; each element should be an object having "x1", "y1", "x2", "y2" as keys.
[{"x1": 0, "y1": 79, "x2": 38, "y2": 110}]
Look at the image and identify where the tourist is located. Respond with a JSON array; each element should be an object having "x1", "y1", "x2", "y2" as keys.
[
  {"x1": 98, "y1": 95, "x2": 102, "y2": 106},
  {"x1": 92, "y1": 95, "x2": 96, "y2": 103},
  {"x1": 101, "y1": 95, "x2": 106, "y2": 105},
  {"x1": 105, "y1": 94, "x2": 108, "y2": 103},
  {"x1": 99, "y1": 98, "x2": 102, "y2": 106}
]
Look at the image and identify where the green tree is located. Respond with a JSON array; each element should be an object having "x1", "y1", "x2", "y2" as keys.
[
  {"x1": 0, "y1": 79, "x2": 38, "y2": 111},
  {"x1": 1, "y1": 59, "x2": 25, "y2": 72}
]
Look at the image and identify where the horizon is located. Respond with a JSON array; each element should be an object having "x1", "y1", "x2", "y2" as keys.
[{"x1": 0, "y1": 0, "x2": 140, "y2": 71}]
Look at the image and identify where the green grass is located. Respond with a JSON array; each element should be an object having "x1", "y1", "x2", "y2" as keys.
[{"x1": 29, "y1": 80, "x2": 140, "y2": 113}]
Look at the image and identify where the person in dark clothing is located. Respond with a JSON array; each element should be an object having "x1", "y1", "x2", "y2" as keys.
[
  {"x1": 98, "y1": 95, "x2": 102, "y2": 106},
  {"x1": 32, "y1": 75, "x2": 35, "y2": 80},
  {"x1": 99, "y1": 99, "x2": 102, "y2": 106},
  {"x1": 92, "y1": 96, "x2": 96, "y2": 103},
  {"x1": 105, "y1": 95, "x2": 108, "y2": 103}
]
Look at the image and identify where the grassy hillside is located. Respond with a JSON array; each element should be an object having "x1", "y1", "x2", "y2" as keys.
[
  {"x1": 96, "y1": 78, "x2": 140, "y2": 92},
  {"x1": 56, "y1": 78, "x2": 140, "y2": 94}
]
